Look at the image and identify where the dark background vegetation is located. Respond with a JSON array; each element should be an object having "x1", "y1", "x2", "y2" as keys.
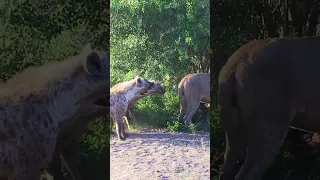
[
  {"x1": 0, "y1": 0, "x2": 109, "y2": 179},
  {"x1": 211, "y1": 0, "x2": 320, "y2": 179}
]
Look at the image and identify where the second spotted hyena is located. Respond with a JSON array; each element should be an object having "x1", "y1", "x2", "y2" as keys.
[{"x1": 110, "y1": 76, "x2": 153, "y2": 140}]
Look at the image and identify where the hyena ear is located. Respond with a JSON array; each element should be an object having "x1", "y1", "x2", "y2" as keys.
[
  {"x1": 135, "y1": 75, "x2": 140, "y2": 79},
  {"x1": 84, "y1": 52, "x2": 103, "y2": 76},
  {"x1": 135, "y1": 77, "x2": 142, "y2": 85}
]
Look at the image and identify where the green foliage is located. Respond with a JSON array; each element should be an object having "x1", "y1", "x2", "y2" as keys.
[
  {"x1": 111, "y1": 0, "x2": 209, "y2": 76},
  {"x1": 167, "y1": 120, "x2": 187, "y2": 132},
  {"x1": 111, "y1": 0, "x2": 210, "y2": 130},
  {"x1": 166, "y1": 121, "x2": 199, "y2": 134},
  {"x1": 134, "y1": 91, "x2": 179, "y2": 128},
  {"x1": 80, "y1": 117, "x2": 110, "y2": 154},
  {"x1": 78, "y1": 117, "x2": 110, "y2": 180},
  {"x1": 188, "y1": 123, "x2": 197, "y2": 134},
  {"x1": 210, "y1": 106, "x2": 224, "y2": 178}
]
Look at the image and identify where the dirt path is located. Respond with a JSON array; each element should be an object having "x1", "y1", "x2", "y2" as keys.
[{"x1": 110, "y1": 129, "x2": 210, "y2": 180}]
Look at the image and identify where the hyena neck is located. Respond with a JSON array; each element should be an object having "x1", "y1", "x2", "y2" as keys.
[
  {"x1": 124, "y1": 86, "x2": 142, "y2": 103},
  {"x1": 43, "y1": 77, "x2": 96, "y2": 129}
]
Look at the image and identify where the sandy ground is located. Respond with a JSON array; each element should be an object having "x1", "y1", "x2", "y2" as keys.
[{"x1": 110, "y1": 129, "x2": 210, "y2": 180}]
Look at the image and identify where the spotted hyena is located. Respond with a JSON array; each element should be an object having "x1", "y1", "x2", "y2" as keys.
[
  {"x1": 110, "y1": 76, "x2": 153, "y2": 140},
  {"x1": 122, "y1": 81, "x2": 166, "y2": 130},
  {"x1": 0, "y1": 44, "x2": 109, "y2": 179},
  {"x1": 48, "y1": 83, "x2": 163, "y2": 180}
]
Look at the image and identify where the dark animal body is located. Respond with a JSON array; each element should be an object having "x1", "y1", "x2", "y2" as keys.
[
  {"x1": 50, "y1": 82, "x2": 164, "y2": 179},
  {"x1": 48, "y1": 82, "x2": 164, "y2": 180},
  {"x1": 218, "y1": 36, "x2": 320, "y2": 180},
  {"x1": 45, "y1": 105, "x2": 108, "y2": 180}
]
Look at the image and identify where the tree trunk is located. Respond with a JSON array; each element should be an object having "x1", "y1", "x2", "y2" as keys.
[
  {"x1": 283, "y1": 0, "x2": 289, "y2": 37},
  {"x1": 260, "y1": 0, "x2": 279, "y2": 37},
  {"x1": 302, "y1": 0, "x2": 319, "y2": 36}
]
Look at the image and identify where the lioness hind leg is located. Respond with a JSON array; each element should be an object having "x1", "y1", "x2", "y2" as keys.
[
  {"x1": 220, "y1": 132, "x2": 246, "y2": 180},
  {"x1": 183, "y1": 99, "x2": 200, "y2": 126},
  {"x1": 179, "y1": 96, "x2": 187, "y2": 122},
  {"x1": 220, "y1": 108, "x2": 246, "y2": 180},
  {"x1": 235, "y1": 113, "x2": 290, "y2": 180}
]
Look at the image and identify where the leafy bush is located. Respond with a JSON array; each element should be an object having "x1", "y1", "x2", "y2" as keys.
[
  {"x1": 78, "y1": 117, "x2": 110, "y2": 180},
  {"x1": 111, "y1": 0, "x2": 210, "y2": 132},
  {"x1": 167, "y1": 121, "x2": 187, "y2": 132},
  {"x1": 188, "y1": 123, "x2": 198, "y2": 134}
]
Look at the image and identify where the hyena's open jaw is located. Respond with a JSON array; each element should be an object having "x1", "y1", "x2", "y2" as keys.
[
  {"x1": 140, "y1": 81, "x2": 154, "y2": 96},
  {"x1": 139, "y1": 81, "x2": 165, "y2": 97}
]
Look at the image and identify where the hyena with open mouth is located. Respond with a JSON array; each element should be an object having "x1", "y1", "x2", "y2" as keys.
[
  {"x1": 123, "y1": 81, "x2": 166, "y2": 130},
  {"x1": 110, "y1": 76, "x2": 153, "y2": 140}
]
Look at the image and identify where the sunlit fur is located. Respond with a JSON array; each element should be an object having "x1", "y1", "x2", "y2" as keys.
[{"x1": 0, "y1": 45, "x2": 92, "y2": 102}]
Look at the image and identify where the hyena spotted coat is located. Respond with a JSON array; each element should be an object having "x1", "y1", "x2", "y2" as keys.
[
  {"x1": 0, "y1": 44, "x2": 109, "y2": 180},
  {"x1": 110, "y1": 77, "x2": 153, "y2": 140},
  {"x1": 121, "y1": 81, "x2": 165, "y2": 130}
]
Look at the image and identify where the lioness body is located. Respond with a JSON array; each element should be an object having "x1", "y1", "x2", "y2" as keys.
[
  {"x1": 178, "y1": 73, "x2": 210, "y2": 125},
  {"x1": 218, "y1": 36, "x2": 320, "y2": 180}
]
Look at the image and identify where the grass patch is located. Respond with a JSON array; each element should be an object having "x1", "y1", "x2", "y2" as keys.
[{"x1": 166, "y1": 121, "x2": 201, "y2": 134}]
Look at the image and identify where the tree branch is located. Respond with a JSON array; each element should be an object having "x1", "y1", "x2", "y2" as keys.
[
  {"x1": 289, "y1": 0, "x2": 303, "y2": 36},
  {"x1": 302, "y1": 0, "x2": 319, "y2": 36},
  {"x1": 259, "y1": 0, "x2": 279, "y2": 37},
  {"x1": 283, "y1": 0, "x2": 289, "y2": 37}
]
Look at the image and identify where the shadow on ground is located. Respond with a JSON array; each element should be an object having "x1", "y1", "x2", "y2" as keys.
[{"x1": 111, "y1": 129, "x2": 210, "y2": 149}]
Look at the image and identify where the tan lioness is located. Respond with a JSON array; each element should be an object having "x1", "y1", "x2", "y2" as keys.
[
  {"x1": 218, "y1": 36, "x2": 320, "y2": 180},
  {"x1": 178, "y1": 73, "x2": 210, "y2": 126}
]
